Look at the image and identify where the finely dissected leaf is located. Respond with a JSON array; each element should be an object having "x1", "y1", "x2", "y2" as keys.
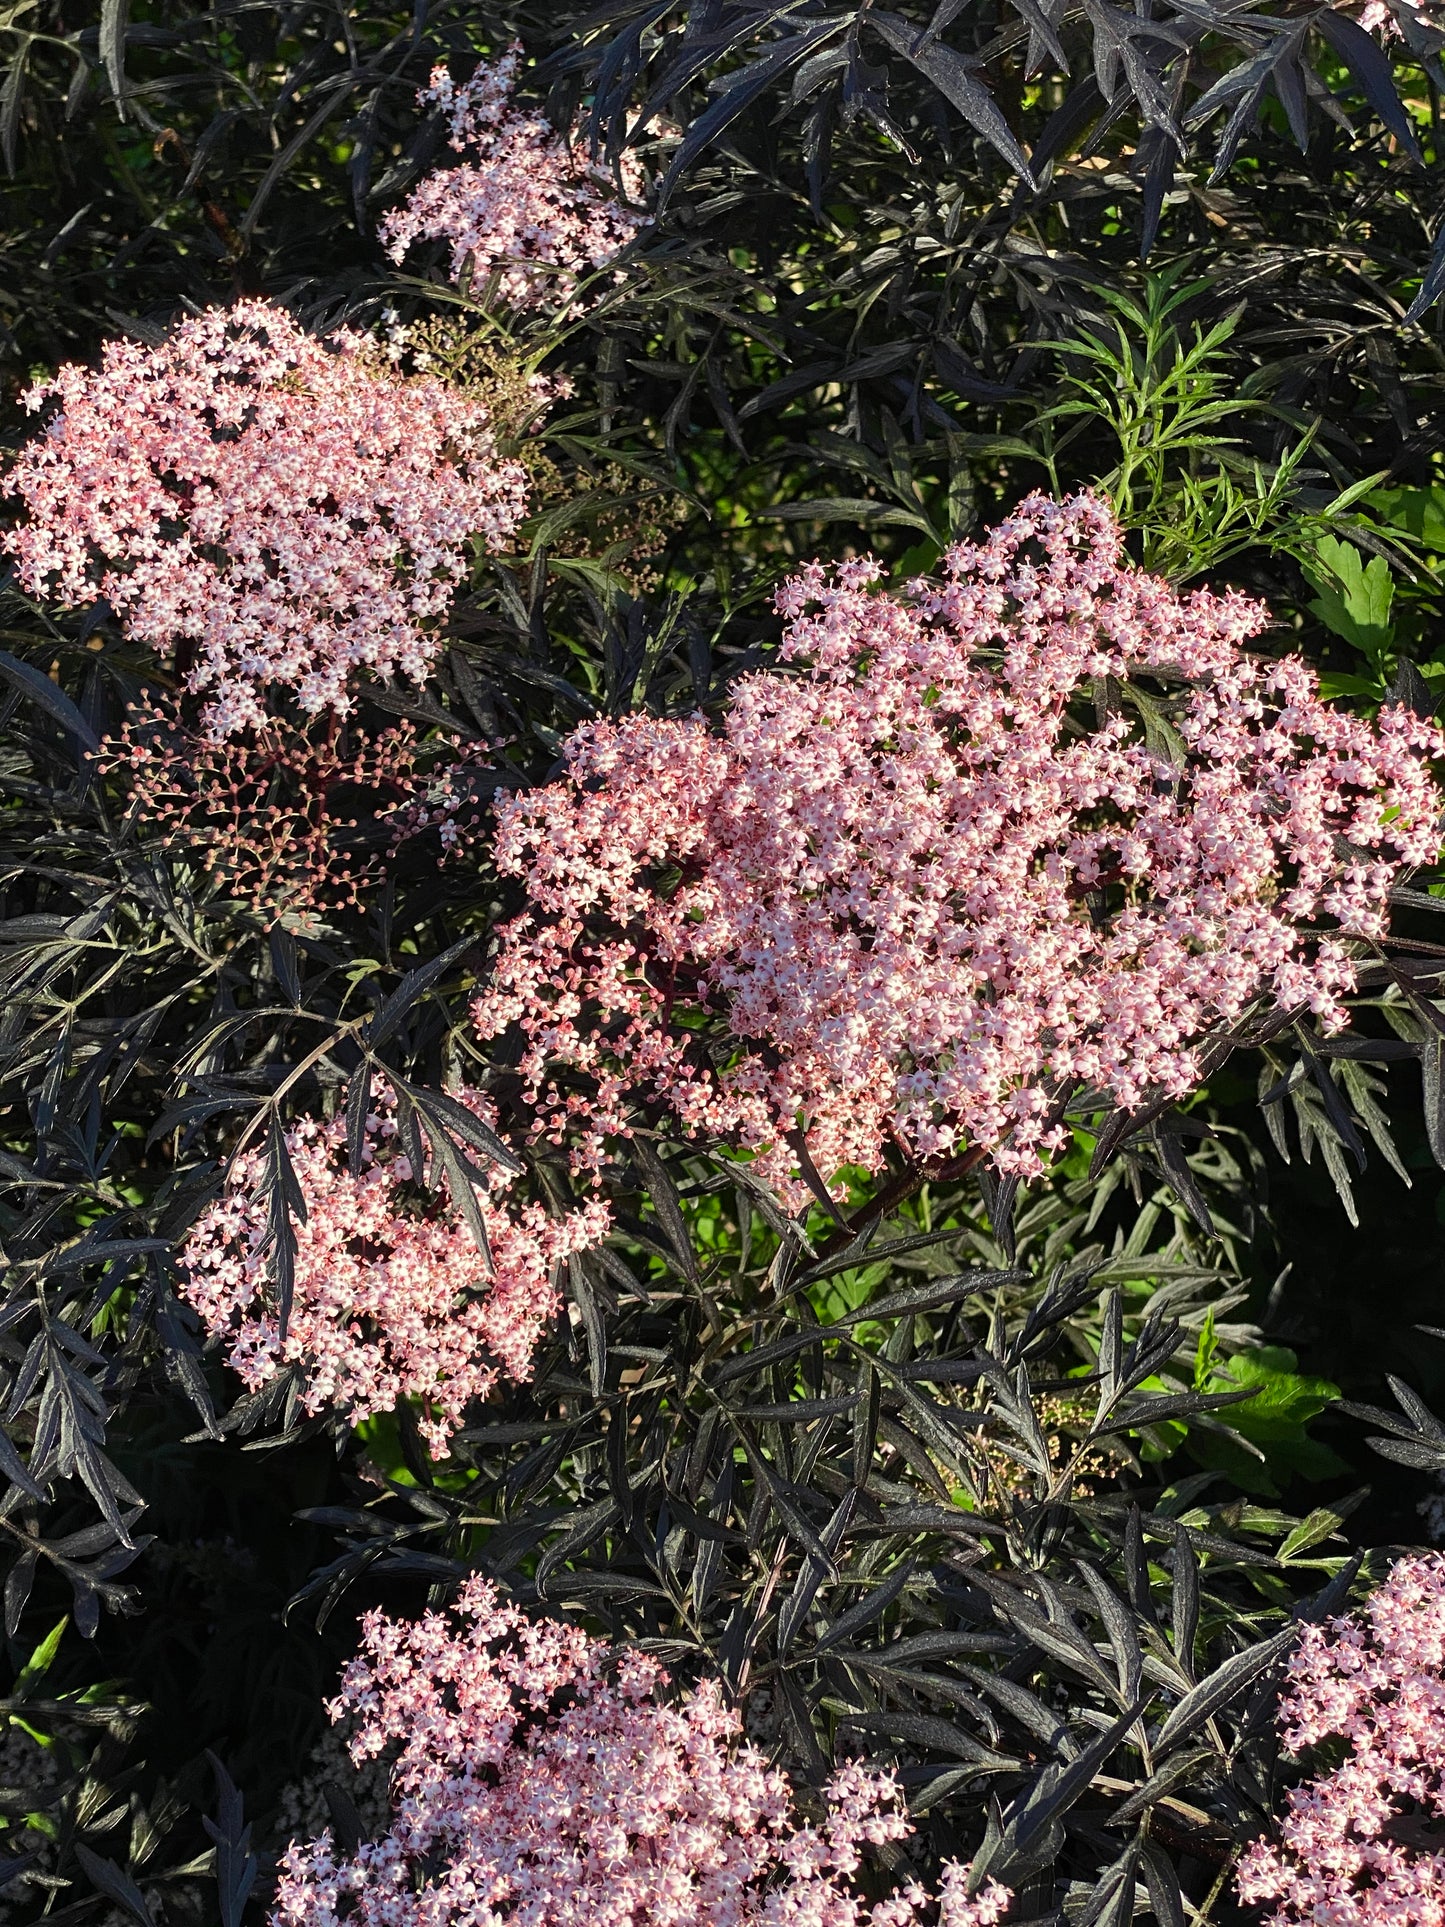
[
  {"x1": 0, "y1": 1422, "x2": 45, "y2": 1502},
  {"x1": 654, "y1": 24, "x2": 842, "y2": 207},
  {"x1": 73, "y1": 1845, "x2": 154, "y2": 1927},
  {"x1": 1363, "y1": 1434, "x2": 1445, "y2": 1470},
  {"x1": 1170, "y1": 1526, "x2": 1200, "y2": 1677},
  {"x1": 968, "y1": 1572, "x2": 1122, "y2": 1698},
  {"x1": 811, "y1": 1564, "x2": 912, "y2": 1654},
  {"x1": 1140, "y1": 1845, "x2": 1187, "y2": 1927},
  {"x1": 567, "y1": 1255, "x2": 608, "y2": 1397},
  {"x1": 1314, "y1": 10, "x2": 1422, "y2": 160},
  {"x1": 261, "y1": 1112, "x2": 304, "y2": 1341},
  {"x1": 633, "y1": 1137, "x2": 701, "y2": 1283},
  {"x1": 1075, "y1": 1562, "x2": 1142, "y2": 1705},
  {"x1": 99, "y1": 0, "x2": 129, "y2": 117},
  {"x1": 1, "y1": 35, "x2": 30, "y2": 176},
  {"x1": 1418, "y1": 1031, "x2": 1445, "y2": 1169},
  {"x1": 839, "y1": 1269, "x2": 1025, "y2": 1326},
  {"x1": 367, "y1": 934, "x2": 476, "y2": 1051},
  {"x1": 868, "y1": 12, "x2": 1035, "y2": 184},
  {"x1": 534, "y1": 1497, "x2": 622, "y2": 1595},
  {"x1": 203, "y1": 1753, "x2": 258, "y2": 1927},
  {"x1": 346, "y1": 1059, "x2": 373, "y2": 1179},
  {"x1": 1154, "y1": 1627, "x2": 1295, "y2": 1754},
  {"x1": 973, "y1": 1702, "x2": 1151, "y2": 1887},
  {"x1": 395, "y1": 1074, "x2": 522, "y2": 1177},
  {"x1": 777, "y1": 1488, "x2": 855, "y2": 1653},
  {"x1": 0, "y1": 651, "x2": 101, "y2": 753},
  {"x1": 841, "y1": 1708, "x2": 1013, "y2": 1764}
]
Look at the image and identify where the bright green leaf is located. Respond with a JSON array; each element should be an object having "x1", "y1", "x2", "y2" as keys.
[{"x1": 1303, "y1": 535, "x2": 1395, "y2": 663}]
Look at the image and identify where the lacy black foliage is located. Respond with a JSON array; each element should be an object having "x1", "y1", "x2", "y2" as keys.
[{"x1": 0, "y1": 5, "x2": 1442, "y2": 1926}]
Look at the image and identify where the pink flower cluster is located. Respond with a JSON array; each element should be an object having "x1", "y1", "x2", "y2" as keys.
[
  {"x1": 473, "y1": 492, "x2": 1442, "y2": 1198},
  {"x1": 3, "y1": 300, "x2": 529, "y2": 739},
  {"x1": 1238, "y1": 1552, "x2": 1445, "y2": 1926},
  {"x1": 178, "y1": 1082, "x2": 608, "y2": 1454},
  {"x1": 1356, "y1": 0, "x2": 1441, "y2": 36},
  {"x1": 380, "y1": 48, "x2": 648, "y2": 308},
  {"x1": 271, "y1": 1576, "x2": 1011, "y2": 1927}
]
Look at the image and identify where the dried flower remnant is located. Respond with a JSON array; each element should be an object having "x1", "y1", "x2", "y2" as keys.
[
  {"x1": 1237, "y1": 1551, "x2": 1445, "y2": 1925},
  {"x1": 978, "y1": 1392, "x2": 1129, "y2": 1503},
  {"x1": 270, "y1": 1575, "x2": 1012, "y2": 1927},
  {"x1": 474, "y1": 492, "x2": 1442, "y2": 1203},
  {"x1": 178, "y1": 1082, "x2": 608, "y2": 1455},
  {"x1": 100, "y1": 697, "x2": 492, "y2": 920},
  {"x1": 3, "y1": 300, "x2": 530, "y2": 739},
  {"x1": 379, "y1": 48, "x2": 649, "y2": 308}
]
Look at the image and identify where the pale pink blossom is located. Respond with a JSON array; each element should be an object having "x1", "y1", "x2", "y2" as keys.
[
  {"x1": 3, "y1": 301, "x2": 530, "y2": 739},
  {"x1": 380, "y1": 49, "x2": 649, "y2": 308},
  {"x1": 178, "y1": 1081, "x2": 608, "y2": 1454},
  {"x1": 473, "y1": 492, "x2": 1442, "y2": 1203},
  {"x1": 1355, "y1": 0, "x2": 1441, "y2": 36},
  {"x1": 1238, "y1": 1552, "x2": 1445, "y2": 1926},
  {"x1": 271, "y1": 1576, "x2": 1012, "y2": 1927}
]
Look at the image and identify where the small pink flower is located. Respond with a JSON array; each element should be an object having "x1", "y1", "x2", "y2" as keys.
[
  {"x1": 270, "y1": 1576, "x2": 1012, "y2": 1927},
  {"x1": 3, "y1": 301, "x2": 530, "y2": 740},
  {"x1": 178, "y1": 1081, "x2": 607, "y2": 1454},
  {"x1": 1238, "y1": 1552, "x2": 1445, "y2": 1926},
  {"x1": 1354, "y1": 0, "x2": 1442, "y2": 37},
  {"x1": 473, "y1": 491, "x2": 1443, "y2": 1205},
  {"x1": 380, "y1": 48, "x2": 649, "y2": 308}
]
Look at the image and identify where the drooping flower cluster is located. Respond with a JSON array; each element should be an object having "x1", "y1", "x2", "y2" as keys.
[
  {"x1": 178, "y1": 1083, "x2": 608, "y2": 1454},
  {"x1": 271, "y1": 1576, "x2": 1011, "y2": 1927},
  {"x1": 101, "y1": 697, "x2": 492, "y2": 919},
  {"x1": 474, "y1": 492, "x2": 1442, "y2": 1198},
  {"x1": 380, "y1": 48, "x2": 648, "y2": 308},
  {"x1": 3, "y1": 300, "x2": 529, "y2": 738},
  {"x1": 1238, "y1": 1552, "x2": 1445, "y2": 1925}
]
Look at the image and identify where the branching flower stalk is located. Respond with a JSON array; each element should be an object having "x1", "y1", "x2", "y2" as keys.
[{"x1": 100, "y1": 698, "x2": 493, "y2": 918}]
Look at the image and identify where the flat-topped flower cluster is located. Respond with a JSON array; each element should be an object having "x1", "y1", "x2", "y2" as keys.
[
  {"x1": 178, "y1": 1082, "x2": 607, "y2": 1455},
  {"x1": 474, "y1": 491, "x2": 1443, "y2": 1199},
  {"x1": 1238, "y1": 1551, "x2": 1445, "y2": 1925},
  {"x1": 3, "y1": 300, "x2": 528, "y2": 740},
  {"x1": 271, "y1": 1576, "x2": 1011, "y2": 1927},
  {"x1": 380, "y1": 48, "x2": 648, "y2": 307}
]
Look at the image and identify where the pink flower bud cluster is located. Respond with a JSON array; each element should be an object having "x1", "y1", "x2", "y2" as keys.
[
  {"x1": 1238, "y1": 1552, "x2": 1445, "y2": 1926},
  {"x1": 3, "y1": 300, "x2": 530, "y2": 740},
  {"x1": 101, "y1": 697, "x2": 491, "y2": 919},
  {"x1": 473, "y1": 492, "x2": 1442, "y2": 1198},
  {"x1": 178, "y1": 1083, "x2": 608, "y2": 1454},
  {"x1": 271, "y1": 1575, "x2": 1012, "y2": 1927},
  {"x1": 379, "y1": 48, "x2": 649, "y2": 308}
]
